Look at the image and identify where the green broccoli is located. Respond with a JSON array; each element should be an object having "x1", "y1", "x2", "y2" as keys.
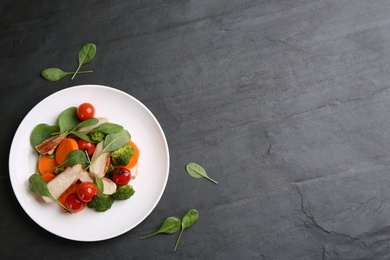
[
  {"x1": 89, "y1": 131, "x2": 105, "y2": 143},
  {"x1": 111, "y1": 143, "x2": 134, "y2": 166},
  {"x1": 113, "y1": 185, "x2": 135, "y2": 200},
  {"x1": 87, "y1": 194, "x2": 114, "y2": 212},
  {"x1": 105, "y1": 163, "x2": 115, "y2": 179}
]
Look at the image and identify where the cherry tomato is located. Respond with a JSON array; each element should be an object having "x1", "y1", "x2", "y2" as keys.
[
  {"x1": 112, "y1": 167, "x2": 131, "y2": 185},
  {"x1": 77, "y1": 182, "x2": 98, "y2": 202},
  {"x1": 65, "y1": 193, "x2": 86, "y2": 213},
  {"x1": 77, "y1": 103, "x2": 95, "y2": 121},
  {"x1": 77, "y1": 139, "x2": 95, "y2": 156}
]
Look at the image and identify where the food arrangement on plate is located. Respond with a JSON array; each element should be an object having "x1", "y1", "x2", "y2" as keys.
[{"x1": 28, "y1": 102, "x2": 140, "y2": 213}]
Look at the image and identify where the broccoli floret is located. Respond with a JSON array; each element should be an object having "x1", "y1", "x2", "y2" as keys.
[
  {"x1": 87, "y1": 194, "x2": 114, "y2": 212},
  {"x1": 111, "y1": 143, "x2": 134, "y2": 166},
  {"x1": 113, "y1": 185, "x2": 135, "y2": 200},
  {"x1": 90, "y1": 131, "x2": 105, "y2": 143},
  {"x1": 105, "y1": 163, "x2": 115, "y2": 179}
]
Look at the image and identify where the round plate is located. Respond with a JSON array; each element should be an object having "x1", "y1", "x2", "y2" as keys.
[{"x1": 8, "y1": 85, "x2": 169, "y2": 241}]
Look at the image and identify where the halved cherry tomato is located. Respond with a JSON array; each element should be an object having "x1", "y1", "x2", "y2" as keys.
[
  {"x1": 77, "y1": 182, "x2": 98, "y2": 202},
  {"x1": 77, "y1": 103, "x2": 95, "y2": 121},
  {"x1": 112, "y1": 167, "x2": 131, "y2": 185},
  {"x1": 77, "y1": 139, "x2": 95, "y2": 156},
  {"x1": 65, "y1": 193, "x2": 86, "y2": 213}
]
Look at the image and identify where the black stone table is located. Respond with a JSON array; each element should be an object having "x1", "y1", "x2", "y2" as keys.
[{"x1": 2, "y1": 1, "x2": 390, "y2": 259}]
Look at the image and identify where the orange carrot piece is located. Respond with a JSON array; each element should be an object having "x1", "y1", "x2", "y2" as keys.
[
  {"x1": 38, "y1": 155, "x2": 59, "y2": 175},
  {"x1": 41, "y1": 173, "x2": 56, "y2": 183},
  {"x1": 55, "y1": 138, "x2": 79, "y2": 165},
  {"x1": 124, "y1": 141, "x2": 139, "y2": 169}
]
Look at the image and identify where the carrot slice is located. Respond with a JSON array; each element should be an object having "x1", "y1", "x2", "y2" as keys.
[
  {"x1": 38, "y1": 155, "x2": 58, "y2": 175},
  {"x1": 124, "y1": 141, "x2": 139, "y2": 170},
  {"x1": 55, "y1": 138, "x2": 79, "y2": 165},
  {"x1": 41, "y1": 173, "x2": 56, "y2": 183}
]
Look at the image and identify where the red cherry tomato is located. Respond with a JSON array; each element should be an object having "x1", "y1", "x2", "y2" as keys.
[
  {"x1": 77, "y1": 182, "x2": 99, "y2": 202},
  {"x1": 77, "y1": 103, "x2": 95, "y2": 121},
  {"x1": 65, "y1": 193, "x2": 86, "y2": 213},
  {"x1": 112, "y1": 167, "x2": 131, "y2": 185},
  {"x1": 77, "y1": 139, "x2": 95, "y2": 156}
]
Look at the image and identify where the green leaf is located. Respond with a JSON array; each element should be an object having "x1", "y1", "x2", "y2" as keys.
[
  {"x1": 71, "y1": 43, "x2": 96, "y2": 80},
  {"x1": 139, "y1": 216, "x2": 181, "y2": 240},
  {"x1": 71, "y1": 131, "x2": 92, "y2": 142},
  {"x1": 29, "y1": 173, "x2": 51, "y2": 196},
  {"x1": 41, "y1": 68, "x2": 69, "y2": 82},
  {"x1": 174, "y1": 209, "x2": 199, "y2": 251},
  {"x1": 62, "y1": 150, "x2": 89, "y2": 168},
  {"x1": 75, "y1": 117, "x2": 98, "y2": 129},
  {"x1": 58, "y1": 107, "x2": 80, "y2": 132},
  {"x1": 30, "y1": 124, "x2": 60, "y2": 147},
  {"x1": 185, "y1": 162, "x2": 218, "y2": 184},
  {"x1": 94, "y1": 174, "x2": 104, "y2": 195},
  {"x1": 101, "y1": 130, "x2": 131, "y2": 154},
  {"x1": 95, "y1": 122, "x2": 124, "y2": 134},
  {"x1": 41, "y1": 68, "x2": 93, "y2": 82},
  {"x1": 28, "y1": 173, "x2": 73, "y2": 212}
]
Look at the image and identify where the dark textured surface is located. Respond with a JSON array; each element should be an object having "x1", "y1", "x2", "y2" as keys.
[{"x1": 2, "y1": 0, "x2": 390, "y2": 259}]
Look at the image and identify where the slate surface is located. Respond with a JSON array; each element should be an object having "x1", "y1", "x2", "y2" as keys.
[{"x1": 2, "y1": 0, "x2": 390, "y2": 259}]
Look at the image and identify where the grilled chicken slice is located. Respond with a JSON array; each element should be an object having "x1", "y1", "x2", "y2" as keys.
[
  {"x1": 89, "y1": 141, "x2": 110, "y2": 178},
  {"x1": 102, "y1": 178, "x2": 117, "y2": 195},
  {"x1": 131, "y1": 163, "x2": 138, "y2": 179},
  {"x1": 35, "y1": 132, "x2": 67, "y2": 155},
  {"x1": 79, "y1": 171, "x2": 117, "y2": 195},
  {"x1": 79, "y1": 170, "x2": 93, "y2": 183},
  {"x1": 42, "y1": 164, "x2": 83, "y2": 203}
]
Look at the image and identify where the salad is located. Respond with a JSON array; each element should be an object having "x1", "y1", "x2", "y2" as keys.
[{"x1": 28, "y1": 102, "x2": 139, "y2": 213}]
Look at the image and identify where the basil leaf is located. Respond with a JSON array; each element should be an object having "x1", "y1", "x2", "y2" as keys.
[
  {"x1": 174, "y1": 209, "x2": 199, "y2": 251},
  {"x1": 139, "y1": 216, "x2": 181, "y2": 240},
  {"x1": 62, "y1": 150, "x2": 88, "y2": 168},
  {"x1": 185, "y1": 162, "x2": 218, "y2": 184},
  {"x1": 71, "y1": 43, "x2": 96, "y2": 80},
  {"x1": 95, "y1": 122, "x2": 124, "y2": 134},
  {"x1": 101, "y1": 130, "x2": 131, "y2": 154},
  {"x1": 30, "y1": 124, "x2": 60, "y2": 147},
  {"x1": 58, "y1": 107, "x2": 80, "y2": 132}
]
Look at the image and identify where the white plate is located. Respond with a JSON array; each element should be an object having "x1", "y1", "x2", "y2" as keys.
[{"x1": 8, "y1": 85, "x2": 169, "y2": 241}]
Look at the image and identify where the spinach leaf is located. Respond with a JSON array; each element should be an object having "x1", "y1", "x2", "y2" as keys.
[
  {"x1": 74, "y1": 117, "x2": 98, "y2": 130},
  {"x1": 185, "y1": 162, "x2": 218, "y2": 184},
  {"x1": 174, "y1": 209, "x2": 199, "y2": 251},
  {"x1": 58, "y1": 107, "x2": 80, "y2": 132},
  {"x1": 101, "y1": 130, "x2": 131, "y2": 154},
  {"x1": 94, "y1": 174, "x2": 104, "y2": 195},
  {"x1": 71, "y1": 43, "x2": 96, "y2": 80},
  {"x1": 41, "y1": 68, "x2": 92, "y2": 82},
  {"x1": 29, "y1": 173, "x2": 52, "y2": 196},
  {"x1": 62, "y1": 150, "x2": 89, "y2": 168},
  {"x1": 139, "y1": 216, "x2": 181, "y2": 240},
  {"x1": 30, "y1": 124, "x2": 60, "y2": 147},
  {"x1": 71, "y1": 131, "x2": 93, "y2": 142},
  {"x1": 173, "y1": 209, "x2": 199, "y2": 251},
  {"x1": 95, "y1": 122, "x2": 124, "y2": 134},
  {"x1": 28, "y1": 173, "x2": 73, "y2": 212}
]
